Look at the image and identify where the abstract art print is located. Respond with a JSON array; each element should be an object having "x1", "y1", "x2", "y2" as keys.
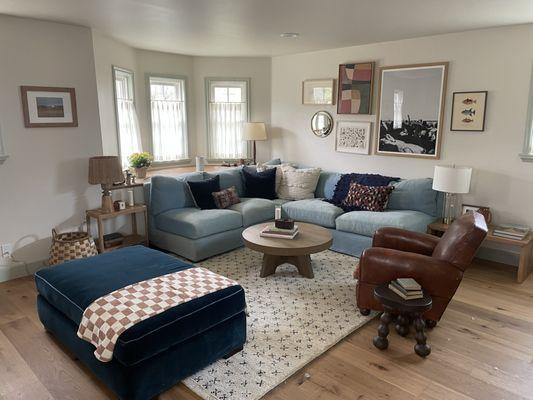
[
  {"x1": 375, "y1": 62, "x2": 448, "y2": 159},
  {"x1": 451, "y1": 91, "x2": 488, "y2": 131},
  {"x1": 302, "y1": 79, "x2": 335, "y2": 105},
  {"x1": 337, "y1": 62, "x2": 374, "y2": 114},
  {"x1": 335, "y1": 121, "x2": 371, "y2": 154},
  {"x1": 20, "y1": 86, "x2": 78, "y2": 128}
]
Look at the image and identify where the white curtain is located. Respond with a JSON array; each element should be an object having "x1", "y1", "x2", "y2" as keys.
[
  {"x1": 151, "y1": 100, "x2": 188, "y2": 161},
  {"x1": 116, "y1": 99, "x2": 142, "y2": 168},
  {"x1": 209, "y1": 103, "x2": 246, "y2": 159}
]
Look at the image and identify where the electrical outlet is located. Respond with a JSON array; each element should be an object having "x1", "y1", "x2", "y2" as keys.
[{"x1": 1, "y1": 243, "x2": 12, "y2": 256}]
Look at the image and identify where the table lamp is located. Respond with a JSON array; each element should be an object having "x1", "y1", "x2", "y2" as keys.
[
  {"x1": 88, "y1": 156, "x2": 124, "y2": 213},
  {"x1": 243, "y1": 122, "x2": 267, "y2": 165},
  {"x1": 432, "y1": 165, "x2": 472, "y2": 224}
]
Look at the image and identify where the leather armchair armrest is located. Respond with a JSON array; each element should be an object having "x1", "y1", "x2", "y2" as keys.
[
  {"x1": 358, "y1": 247, "x2": 463, "y2": 298},
  {"x1": 372, "y1": 227, "x2": 440, "y2": 256}
]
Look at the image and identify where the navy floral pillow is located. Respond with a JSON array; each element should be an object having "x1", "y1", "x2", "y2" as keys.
[{"x1": 342, "y1": 182, "x2": 394, "y2": 212}]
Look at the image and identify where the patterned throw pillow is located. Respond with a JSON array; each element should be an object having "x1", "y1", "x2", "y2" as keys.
[
  {"x1": 212, "y1": 186, "x2": 241, "y2": 209},
  {"x1": 277, "y1": 165, "x2": 322, "y2": 200},
  {"x1": 342, "y1": 182, "x2": 394, "y2": 212}
]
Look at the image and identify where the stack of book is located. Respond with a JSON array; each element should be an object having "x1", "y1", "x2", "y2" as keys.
[
  {"x1": 389, "y1": 278, "x2": 423, "y2": 300},
  {"x1": 260, "y1": 224, "x2": 299, "y2": 239},
  {"x1": 492, "y1": 224, "x2": 530, "y2": 240}
]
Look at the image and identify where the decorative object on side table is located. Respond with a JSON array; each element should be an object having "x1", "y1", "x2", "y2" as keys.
[
  {"x1": 48, "y1": 228, "x2": 98, "y2": 265},
  {"x1": 86, "y1": 204, "x2": 148, "y2": 253},
  {"x1": 302, "y1": 79, "x2": 335, "y2": 105},
  {"x1": 375, "y1": 62, "x2": 448, "y2": 159},
  {"x1": 432, "y1": 165, "x2": 472, "y2": 224},
  {"x1": 335, "y1": 121, "x2": 372, "y2": 154},
  {"x1": 243, "y1": 122, "x2": 267, "y2": 165},
  {"x1": 337, "y1": 62, "x2": 374, "y2": 114},
  {"x1": 310, "y1": 111, "x2": 334, "y2": 137},
  {"x1": 373, "y1": 284, "x2": 433, "y2": 357},
  {"x1": 451, "y1": 91, "x2": 488, "y2": 131},
  {"x1": 461, "y1": 204, "x2": 492, "y2": 223},
  {"x1": 20, "y1": 86, "x2": 78, "y2": 128},
  {"x1": 128, "y1": 152, "x2": 153, "y2": 179},
  {"x1": 88, "y1": 156, "x2": 125, "y2": 214}
]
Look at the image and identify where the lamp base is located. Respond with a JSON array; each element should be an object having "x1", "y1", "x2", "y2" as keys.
[
  {"x1": 101, "y1": 193, "x2": 114, "y2": 213},
  {"x1": 443, "y1": 192, "x2": 457, "y2": 225}
]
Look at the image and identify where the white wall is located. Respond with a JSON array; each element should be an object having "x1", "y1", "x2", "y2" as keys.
[
  {"x1": 0, "y1": 15, "x2": 102, "y2": 264},
  {"x1": 271, "y1": 24, "x2": 533, "y2": 231}
]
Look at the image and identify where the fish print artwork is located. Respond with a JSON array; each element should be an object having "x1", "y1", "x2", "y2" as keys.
[{"x1": 451, "y1": 91, "x2": 487, "y2": 131}]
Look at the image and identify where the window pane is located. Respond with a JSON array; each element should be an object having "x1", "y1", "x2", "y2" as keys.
[
  {"x1": 149, "y1": 76, "x2": 188, "y2": 162},
  {"x1": 214, "y1": 87, "x2": 228, "y2": 103},
  {"x1": 228, "y1": 87, "x2": 242, "y2": 103}
]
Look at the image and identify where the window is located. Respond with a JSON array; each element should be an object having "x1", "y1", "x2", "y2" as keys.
[
  {"x1": 149, "y1": 76, "x2": 188, "y2": 162},
  {"x1": 207, "y1": 79, "x2": 250, "y2": 159},
  {"x1": 113, "y1": 67, "x2": 142, "y2": 167}
]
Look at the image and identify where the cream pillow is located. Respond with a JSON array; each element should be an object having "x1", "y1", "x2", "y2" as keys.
[
  {"x1": 256, "y1": 162, "x2": 296, "y2": 192},
  {"x1": 277, "y1": 165, "x2": 321, "y2": 200}
]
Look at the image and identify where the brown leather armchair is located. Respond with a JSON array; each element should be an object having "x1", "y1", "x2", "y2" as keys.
[{"x1": 355, "y1": 212, "x2": 488, "y2": 324}]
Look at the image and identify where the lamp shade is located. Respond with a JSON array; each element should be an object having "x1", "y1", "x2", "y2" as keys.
[
  {"x1": 88, "y1": 156, "x2": 124, "y2": 185},
  {"x1": 432, "y1": 165, "x2": 472, "y2": 194},
  {"x1": 242, "y1": 122, "x2": 267, "y2": 141}
]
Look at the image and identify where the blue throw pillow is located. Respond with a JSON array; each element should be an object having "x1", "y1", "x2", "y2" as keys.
[
  {"x1": 242, "y1": 166, "x2": 277, "y2": 199},
  {"x1": 187, "y1": 175, "x2": 220, "y2": 210}
]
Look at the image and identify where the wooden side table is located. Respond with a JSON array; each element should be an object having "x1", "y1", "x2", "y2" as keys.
[
  {"x1": 86, "y1": 204, "x2": 148, "y2": 253},
  {"x1": 427, "y1": 221, "x2": 533, "y2": 283}
]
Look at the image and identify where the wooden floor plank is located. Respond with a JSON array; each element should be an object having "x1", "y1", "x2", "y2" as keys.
[{"x1": 0, "y1": 259, "x2": 532, "y2": 400}]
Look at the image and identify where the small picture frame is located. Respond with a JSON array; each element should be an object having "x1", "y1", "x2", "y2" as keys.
[
  {"x1": 302, "y1": 79, "x2": 335, "y2": 105},
  {"x1": 451, "y1": 91, "x2": 488, "y2": 131},
  {"x1": 336, "y1": 121, "x2": 372, "y2": 155},
  {"x1": 20, "y1": 86, "x2": 78, "y2": 128},
  {"x1": 462, "y1": 204, "x2": 484, "y2": 214},
  {"x1": 462, "y1": 204, "x2": 492, "y2": 223}
]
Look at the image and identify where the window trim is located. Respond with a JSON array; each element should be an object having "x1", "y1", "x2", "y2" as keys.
[
  {"x1": 112, "y1": 65, "x2": 136, "y2": 165},
  {"x1": 520, "y1": 64, "x2": 533, "y2": 162},
  {"x1": 205, "y1": 77, "x2": 251, "y2": 162},
  {"x1": 145, "y1": 73, "x2": 191, "y2": 166}
]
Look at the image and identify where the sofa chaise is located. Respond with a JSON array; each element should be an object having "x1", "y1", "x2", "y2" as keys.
[{"x1": 143, "y1": 162, "x2": 443, "y2": 262}]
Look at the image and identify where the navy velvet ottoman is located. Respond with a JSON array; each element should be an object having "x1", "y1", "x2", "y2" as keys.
[{"x1": 35, "y1": 246, "x2": 246, "y2": 400}]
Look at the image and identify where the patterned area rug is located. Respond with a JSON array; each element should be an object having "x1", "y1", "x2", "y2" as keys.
[{"x1": 183, "y1": 248, "x2": 374, "y2": 400}]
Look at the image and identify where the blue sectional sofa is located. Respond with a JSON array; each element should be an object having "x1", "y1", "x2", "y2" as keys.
[{"x1": 144, "y1": 165, "x2": 442, "y2": 261}]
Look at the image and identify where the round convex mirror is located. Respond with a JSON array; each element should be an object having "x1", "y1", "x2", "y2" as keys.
[{"x1": 311, "y1": 111, "x2": 334, "y2": 137}]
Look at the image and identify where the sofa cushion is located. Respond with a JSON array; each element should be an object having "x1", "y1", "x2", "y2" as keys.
[
  {"x1": 187, "y1": 175, "x2": 220, "y2": 210},
  {"x1": 388, "y1": 178, "x2": 439, "y2": 217},
  {"x1": 150, "y1": 173, "x2": 204, "y2": 215},
  {"x1": 228, "y1": 198, "x2": 275, "y2": 227},
  {"x1": 35, "y1": 246, "x2": 245, "y2": 367},
  {"x1": 155, "y1": 208, "x2": 242, "y2": 239},
  {"x1": 342, "y1": 182, "x2": 394, "y2": 212},
  {"x1": 212, "y1": 186, "x2": 241, "y2": 209},
  {"x1": 206, "y1": 168, "x2": 245, "y2": 197},
  {"x1": 242, "y1": 166, "x2": 277, "y2": 199},
  {"x1": 315, "y1": 171, "x2": 341, "y2": 199},
  {"x1": 282, "y1": 199, "x2": 343, "y2": 228},
  {"x1": 335, "y1": 210, "x2": 436, "y2": 237}
]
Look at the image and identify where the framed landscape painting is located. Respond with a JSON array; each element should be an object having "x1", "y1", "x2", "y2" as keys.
[
  {"x1": 20, "y1": 86, "x2": 78, "y2": 128},
  {"x1": 337, "y1": 62, "x2": 374, "y2": 114},
  {"x1": 302, "y1": 79, "x2": 335, "y2": 105},
  {"x1": 335, "y1": 121, "x2": 372, "y2": 154},
  {"x1": 451, "y1": 91, "x2": 488, "y2": 131},
  {"x1": 375, "y1": 62, "x2": 448, "y2": 159}
]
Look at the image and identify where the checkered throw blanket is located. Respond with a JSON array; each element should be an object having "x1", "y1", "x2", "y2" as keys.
[{"x1": 77, "y1": 267, "x2": 239, "y2": 362}]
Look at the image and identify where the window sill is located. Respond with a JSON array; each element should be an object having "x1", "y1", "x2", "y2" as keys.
[
  {"x1": 519, "y1": 153, "x2": 533, "y2": 162},
  {"x1": 149, "y1": 159, "x2": 193, "y2": 170}
]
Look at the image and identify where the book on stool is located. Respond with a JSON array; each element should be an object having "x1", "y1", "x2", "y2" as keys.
[{"x1": 389, "y1": 278, "x2": 423, "y2": 300}]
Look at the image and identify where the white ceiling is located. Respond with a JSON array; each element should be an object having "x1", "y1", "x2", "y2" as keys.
[{"x1": 2, "y1": 0, "x2": 533, "y2": 57}]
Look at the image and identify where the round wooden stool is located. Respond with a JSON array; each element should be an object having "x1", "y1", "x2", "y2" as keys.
[{"x1": 373, "y1": 284, "x2": 433, "y2": 357}]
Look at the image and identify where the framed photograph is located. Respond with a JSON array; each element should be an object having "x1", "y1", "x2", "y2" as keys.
[
  {"x1": 451, "y1": 91, "x2": 488, "y2": 131},
  {"x1": 302, "y1": 79, "x2": 335, "y2": 105},
  {"x1": 335, "y1": 121, "x2": 372, "y2": 154},
  {"x1": 375, "y1": 62, "x2": 448, "y2": 159},
  {"x1": 337, "y1": 62, "x2": 374, "y2": 114},
  {"x1": 461, "y1": 204, "x2": 492, "y2": 223},
  {"x1": 20, "y1": 86, "x2": 78, "y2": 128}
]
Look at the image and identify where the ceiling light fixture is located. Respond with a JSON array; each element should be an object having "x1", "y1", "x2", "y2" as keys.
[{"x1": 280, "y1": 32, "x2": 299, "y2": 38}]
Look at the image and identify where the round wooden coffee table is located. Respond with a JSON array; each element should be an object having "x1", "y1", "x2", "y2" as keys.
[{"x1": 242, "y1": 222, "x2": 333, "y2": 279}]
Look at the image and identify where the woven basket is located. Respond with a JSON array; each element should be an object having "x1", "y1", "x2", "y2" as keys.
[{"x1": 48, "y1": 229, "x2": 98, "y2": 265}]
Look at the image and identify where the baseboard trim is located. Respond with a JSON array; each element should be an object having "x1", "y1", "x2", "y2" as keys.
[{"x1": 0, "y1": 259, "x2": 47, "y2": 283}]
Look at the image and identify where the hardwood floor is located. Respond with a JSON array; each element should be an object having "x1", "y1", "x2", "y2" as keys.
[{"x1": 1, "y1": 259, "x2": 532, "y2": 400}]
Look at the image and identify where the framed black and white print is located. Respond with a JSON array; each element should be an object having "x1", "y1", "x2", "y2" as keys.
[
  {"x1": 20, "y1": 86, "x2": 78, "y2": 128},
  {"x1": 335, "y1": 121, "x2": 371, "y2": 154},
  {"x1": 451, "y1": 91, "x2": 487, "y2": 131},
  {"x1": 375, "y1": 62, "x2": 448, "y2": 159}
]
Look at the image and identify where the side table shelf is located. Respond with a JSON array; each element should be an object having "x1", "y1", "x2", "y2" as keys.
[{"x1": 86, "y1": 204, "x2": 149, "y2": 253}]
